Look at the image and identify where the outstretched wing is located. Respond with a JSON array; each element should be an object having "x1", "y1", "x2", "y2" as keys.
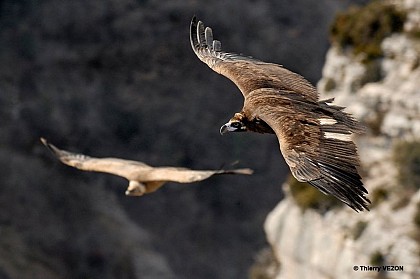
[
  {"x1": 244, "y1": 89, "x2": 370, "y2": 211},
  {"x1": 190, "y1": 16, "x2": 318, "y2": 102},
  {"x1": 140, "y1": 167, "x2": 253, "y2": 183},
  {"x1": 41, "y1": 138, "x2": 153, "y2": 181},
  {"x1": 41, "y1": 138, "x2": 253, "y2": 184}
]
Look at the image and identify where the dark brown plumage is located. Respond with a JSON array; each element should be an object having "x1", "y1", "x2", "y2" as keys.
[
  {"x1": 190, "y1": 16, "x2": 370, "y2": 211},
  {"x1": 41, "y1": 138, "x2": 252, "y2": 196}
]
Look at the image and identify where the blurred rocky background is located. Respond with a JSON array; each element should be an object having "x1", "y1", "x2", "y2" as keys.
[
  {"x1": 258, "y1": 1, "x2": 420, "y2": 279},
  {"x1": 9, "y1": 0, "x2": 420, "y2": 278}
]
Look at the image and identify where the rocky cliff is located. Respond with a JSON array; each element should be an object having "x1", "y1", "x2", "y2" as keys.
[{"x1": 262, "y1": 1, "x2": 420, "y2": 279}]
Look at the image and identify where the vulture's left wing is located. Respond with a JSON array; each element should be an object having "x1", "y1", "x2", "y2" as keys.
[{"x1": 190, "y1": 16, "x2": 318, "y2": 101}]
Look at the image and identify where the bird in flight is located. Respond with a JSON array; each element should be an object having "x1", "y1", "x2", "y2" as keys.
[
  {"x1": 190, "y1": 16, "x2": 370, "y2": 211},
  {"x1": 41, "y1": 138, "x2": 252, "y2": 196}
]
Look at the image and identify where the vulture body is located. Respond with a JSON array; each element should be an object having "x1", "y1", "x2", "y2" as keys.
[
  {"x1": 190, "y1": 16, "x2": 370, "y2": 211},
  {"x1": 41, "y1": 138, "x2": 252, "y2": 196}
]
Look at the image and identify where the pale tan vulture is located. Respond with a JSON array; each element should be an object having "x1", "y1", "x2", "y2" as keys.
[
  {"x1": 190, "y1": 16, "x2": 370, "y2": 211},
  {"x1": 41, "y1": 138, "x2": 252, "y2": 196}
]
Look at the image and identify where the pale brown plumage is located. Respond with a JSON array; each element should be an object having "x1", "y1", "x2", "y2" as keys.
[
  {"x1": 190, "y1": 16, "x2": 370, "y2": 211},
  {"x1": 41, "y1": 138, "x2": 252, "y2": 196}
]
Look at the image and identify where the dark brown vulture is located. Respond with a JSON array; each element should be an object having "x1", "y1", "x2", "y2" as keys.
[
  {"x1": 190, "y1": 16, "x2": 370, "y2": 211},
  {"x1": 41, "y1": 138, "x2": 252, "y2": 196}
]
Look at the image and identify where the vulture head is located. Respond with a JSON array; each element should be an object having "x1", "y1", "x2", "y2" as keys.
[
  {"x1": 220, "y1": 113, "x2": 248, "y2": 134},
  {"x1": 220, "y1": 113, "x2": 275, "y2": 135}
]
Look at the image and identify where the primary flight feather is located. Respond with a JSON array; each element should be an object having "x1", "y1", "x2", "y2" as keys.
[
  {"x1": 190, "y1": 16, "x2": 370, "y2": 211},
  {"x1": 41, "y1": 138, "x2": 252, "y2": 196}
]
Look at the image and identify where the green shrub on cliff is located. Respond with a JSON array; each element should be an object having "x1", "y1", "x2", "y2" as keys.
[
  {"x1": 393, "y1": 140, "x2": 420, "y2": 191},
  {"x1": 330, "y1": 1, "x2": 406, "y2": 61},
  {"x1": 287, "y1": 175, "x2": 343, "y2": 212}
]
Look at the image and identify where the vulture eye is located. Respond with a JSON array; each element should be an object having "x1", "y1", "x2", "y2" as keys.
[{"x1": 231, "y1": 122, "x2": 242, "y2": 128}]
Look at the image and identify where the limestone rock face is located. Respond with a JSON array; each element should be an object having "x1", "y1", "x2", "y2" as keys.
[{"x1": 264, "y1": 1, "x2": 420, "y2": 278}]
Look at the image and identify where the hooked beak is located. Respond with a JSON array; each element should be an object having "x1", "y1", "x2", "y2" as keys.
[
  {"x1": 220, "y1": 123, "x2": 229, "y2": 135},
  {"x1": 220, "y1": 121, "x2": 246, "y2": 135}
]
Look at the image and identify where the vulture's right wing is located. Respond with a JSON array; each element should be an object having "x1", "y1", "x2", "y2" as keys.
[
  {"x1": 139, "y1": 167, "x2": 253, "y2": 184},
  {"x1": 243, "y1": 89, "x2": 370, "y2": 211},
  {"x1": 41, "y1": 138, "x2": 153, "y2": 181}
]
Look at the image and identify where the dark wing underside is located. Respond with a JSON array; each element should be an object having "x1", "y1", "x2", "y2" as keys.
[
  {"x1": 190, "y1": 16, "x2": 319, "y2": 101},
  {"x1": 244, "y1": 89, "x2": 370, "y2": 211}
]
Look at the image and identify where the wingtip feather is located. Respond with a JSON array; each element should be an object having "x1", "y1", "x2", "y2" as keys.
[
  {"x1": 205, "y1": 27, "x2": 213, "y2": 48},
  {"x1": 222, "y1": 168, "x2": 254, "y2": 175},
  {"x1": 40, "y1": 137, "x2": 47, "y2": 145},
  {"x1": 197, "y1": 20, "x2": 206, "y2": 46},
  {"x1": 40, "y1": 137, "x2": 62, "y2": 157},
  {"x1": 233, "y1": 168, "x2": 254, "y2": 175},
  {"x1": 190, "y1": 15, "x2": 199, "y2": 50},
  {"x1": 308, "y1": 176, "x2": 371, "y2": 212}
]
